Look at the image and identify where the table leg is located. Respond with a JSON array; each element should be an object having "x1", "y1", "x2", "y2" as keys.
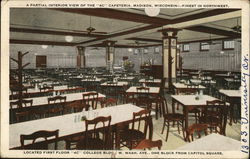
[
  {"x1": 172, "y1": 98, "x2": 176, "y2": 114},
  {"x1": 148, "y1": 116, "x2": 153, "y2": 140},
  {"x1": 183, "y1": 106, "x2": 189, "y2": 141},
  {"x1": 115, "y1": 124, "x2": 121, "y2": 150},
  {"x1": 229, "y1": 101, "x2": 233, "y2": 125}
]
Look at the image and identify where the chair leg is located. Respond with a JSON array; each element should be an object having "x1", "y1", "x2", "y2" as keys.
[
  {"x1": 172, "y1": 121, "x2": 175, "y2": 127},
  {"x1": 187, "y1": 132, "x2": 191, "y2": 142},
  {"x1": 198, "y1": 131, "x2": 201, "y2": 138},
  {"x1": 209, "y1": 127, "x2": 213, "y2": 133},
  {"x1": 161, "y1": 120, "x2": 165, "y2": 134},
  {"x1": 194, "y1": 113, "x2": 198, "y2": 124},
  {"x1": 204, "y1": 129, "x2": 208, "y2": 136},
  {"x1": 165, "y1": 123, "x2": 170, "y2": 141},
  {"x1": 159, "y1": 102, "x2": 162, "y2": 118},
  {"x1": 155, "y1": 103, "x2": 158, "y2": 120},
  {"x1": 65, "y1": 140, "x2": 71, "y2": 150},
  {"x1": 177, "y1": 121, "x2": 180, "y2": 134}
]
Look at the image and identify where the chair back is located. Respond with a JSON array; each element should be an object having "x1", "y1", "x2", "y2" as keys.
[
  {"x1": 179, "y1": 88, "x2": 197, "y2": 95},
  {"x1": 125, "y1": 92, "x2": 136, "y2": 104},
  {"x1": 48, "y1": 95, "x2": 66, "y2": 104},
  {"x1": 204, "y1": 100, "x2": 228, "y2": 135},
  {"x1": 20, "y1": 129, "x2": 59, "y2": 149},
  {"x1": 82, "y1": 92, "x2": 99, "y2": 109},
  {"x1": 133, "y1": 139, "x2": 162, "y2": 150},
  {"x1": 22, "y1": 99, "x2": 33, "y2": 107},
  {"x1": 16, "y1": 110, "x2": 33, "y2": 122},
  {"x1": 187, "y1": 84, "x2": 199, "y2": 88},
  {"x1": 132, "y1": 109, "x2": 151, "y2": 136},
  {"x1": 40, "y1": 86, "x2": 53, "y2": 92},
  {"x1": 64, "y1": 100, "x2": 90, "y2": 114},
  {"x1": 136, "y1": 86, "x2": 150, "y2": 93},
  {"x1": 10, "y1": 99, "x2": 33, "y2": 109},
  {"x1": 82, "y1": 116, "x2": 112, "y2": 149},
  {"x1": 136, "y1": 86, "x2": 150, "y2": 100}
]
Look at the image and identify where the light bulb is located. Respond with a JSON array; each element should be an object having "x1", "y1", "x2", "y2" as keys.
[
  {"x1": 65, "y1": 35, "x2": 73, "y2": 42},
  {"x1": 145, "y1": 8, "x2": 160, "y2": 17}
]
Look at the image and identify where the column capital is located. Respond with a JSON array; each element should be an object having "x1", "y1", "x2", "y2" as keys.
[
  {"x1": 76, "y1": 46, "x2": 85, "y2": 50},
  {"x1": 158, "y1": 28, "x2": 182, "y2": 38},
  {"x1": 103, "y1": 40, "x2": 117, "y2": 47}
]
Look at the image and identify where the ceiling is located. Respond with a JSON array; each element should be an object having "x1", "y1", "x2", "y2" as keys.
[{"x1": 10, "y1": 8, "x2": 241, "y2": 47}]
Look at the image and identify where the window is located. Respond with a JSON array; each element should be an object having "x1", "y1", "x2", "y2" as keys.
[
  {"x1": 154, "y1": 47, "x2": 160, "y2": 54},
  {"x1": 223, "y1": 40, "x2": 235, "y2": 50},
  {"x1": 200, "y1": 42, "x2": 210, "y2": 51},
  {"x1": 182, "y1": 44, "x2": 190, "y2": 52},
  {"x1": 134, "y1": 48, "x2": 138, "y2": 55}
]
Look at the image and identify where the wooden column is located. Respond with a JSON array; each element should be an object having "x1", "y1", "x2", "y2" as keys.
[
  {"x1": 76, "y1": 46, "x2": 86, "y2": 68},
  {"x1": 11, "y1": 51, "x2": 30, "y2": 106},
  {"x1": 158, "y1": 28, "x2": 181, "y2": 90},
  {"x1": 103, "y1": 40, "x2": 116, "y2": 72}
]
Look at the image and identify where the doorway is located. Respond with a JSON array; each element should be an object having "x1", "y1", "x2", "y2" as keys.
[{"x1": 36, "y1": 55, "x2": 47, "y2": 68}]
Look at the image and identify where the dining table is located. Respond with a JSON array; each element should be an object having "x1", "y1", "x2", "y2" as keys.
[
  {"x1": 126, "y1": 86, "x2": 160, "y2": 94},
  {"x1": 10, "y1": 91, "x2": 106, "y2": 109},
  {"x1": 139, "y1": 79, "x2": 162, "y2": 84},
  {"x1": 9, "y1": 104, "x2": 153, "y2": 149},
  {"x1": 172, "y1": 82, "x2": 206, "y2": 94},
  {"x1": 26, "y1": 85, "x2": 68, "y2": 93},
  {"x1": 171, "y1": 94, "x2": 229, "y2": 141},
  {"x1": 101, "y1": 81, "x2": 128, "y2": 87},
  {"x1": 219, "y1": 89, "x2": 241, "y2": 125}
]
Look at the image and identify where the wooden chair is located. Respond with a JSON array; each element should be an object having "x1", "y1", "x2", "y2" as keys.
[
  {"x1": 186, "y1": 124, "x2": 208, "y2": 142},
  {"x1": 100, "y1": 98, "x2": 118, "y2": 108},
  {"x1": 161, "y1": 97, "x2": 185, "y2": 141},
  {"x1": 82, "y1": 92, "x2": 99, "y2": 109},
  {"x1": 148, "y1": 94, "x2": 163, "y2": 120},
  {"x1": 105, "y1": 82, "x2": 119, "y2": 98},
  {"x1": 48, "y1": 95, "x2": 66, "y2": 104},
  {"x1": 47, "y1": 96, "x2": 66, "y2": 116},
  {"x1": 76, "y1": 116, "x2": 112, "y2": 150},
  {"x1": 135, "y1": 87, "x2": 151, "y2": 109},
  {"x1": 120, "y1": 109, "x2": 151, "y2": 149},
  {"x1": 117, "y1": 85, "x2": 129, "y2": 104},
  {"x1": 22, "y1": 99, "x2": 33, "y2": 107},
  {"x1": 133, "y1": 139, "x2": 162, "y2": 150},
  {"x1": 64, "y1": 100, "x2": 90, "y2": 114},
  {"x1": 20, "y1": 129, "x2": 59, "y2": 149},
  {"x1": 16, "y1": 110, "x2": 34, "y2": 122},
  {"x1": 10, "y1": 99, "x2": 33, "y2": 109},
  {"x1": 199, "y1": 100, "x2": 228, "y2": 135},
  {"x1": 124, "y1": 92, "x2": 136, "y2": 104},
  {"x1": 40, "y1": 86, "x2": 53, "y2": 92}
]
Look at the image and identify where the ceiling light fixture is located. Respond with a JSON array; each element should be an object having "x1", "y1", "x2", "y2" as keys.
[
  {"x1": 41, "y1": 45, "x2": 48, "y2": 49},
  {"x1": 65, "y1": 35, "x2": 73, "y2": 42},
  {"x1": 145, "y1": 8, "x2": 160, "y2": 17},
  {"x1": 128, "y1": 48, "x2": 133, "y2": 52}
]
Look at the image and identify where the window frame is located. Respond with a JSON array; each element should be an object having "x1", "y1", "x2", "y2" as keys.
[
  {"x1": 200, "y1": 42, "x2": 210, "y2": 51},
  {"x1": 222, "y1": 40, "x2": 235, "y2": 50},
  {"x1": 182, "y1": 43, "x2": 190, "y2": 52}
]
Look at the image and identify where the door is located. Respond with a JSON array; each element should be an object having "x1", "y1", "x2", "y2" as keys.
[{"x1": 36, "y1": 55, "x2": 47, "y2": 68}]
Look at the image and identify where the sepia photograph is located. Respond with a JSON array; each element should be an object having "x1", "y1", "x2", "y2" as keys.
[{"x1": 1, "y1": 0, "x2": 249, "y2": 158}]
